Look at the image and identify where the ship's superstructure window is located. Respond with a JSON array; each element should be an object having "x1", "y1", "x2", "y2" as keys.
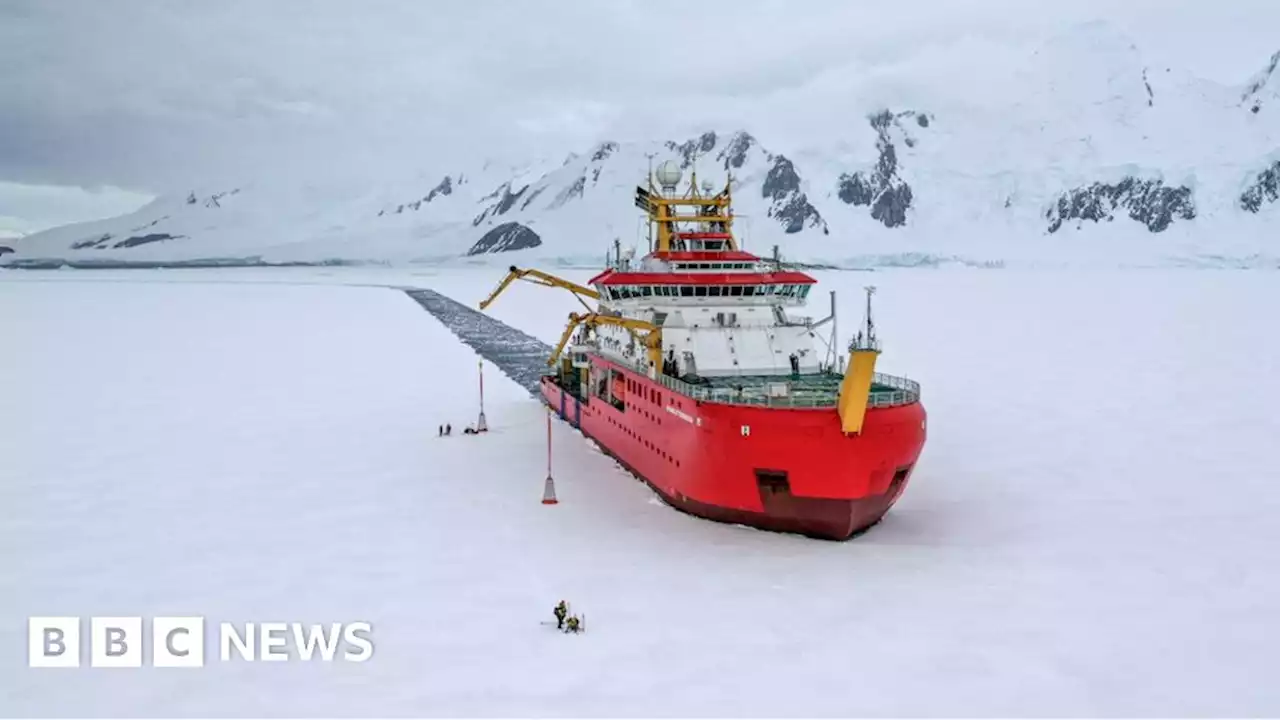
[
  {"x1": 670, "y1": 262, "x2": 756, "y2": 271},
  {"x1": 604, "y1": 284, "x2": 811, "y2": 301}
]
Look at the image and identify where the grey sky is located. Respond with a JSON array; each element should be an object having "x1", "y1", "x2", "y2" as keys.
[{"x1": 1, "y1": 0, "x2": 1277, "y2": 232}]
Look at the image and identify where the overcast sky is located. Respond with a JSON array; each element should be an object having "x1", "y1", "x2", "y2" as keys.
[{"x1": 1, "y1": 0, "x2": 1277, "y2": 235}]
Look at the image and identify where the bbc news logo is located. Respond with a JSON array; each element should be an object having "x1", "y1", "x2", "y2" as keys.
[{"x1": 28, "y1": 617, "x2": 374, "y2": 667}]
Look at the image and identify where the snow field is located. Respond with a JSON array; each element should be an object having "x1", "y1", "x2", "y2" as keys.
[{"x1": 1, "y1": 269, "x2": 1278, "y2": 716}]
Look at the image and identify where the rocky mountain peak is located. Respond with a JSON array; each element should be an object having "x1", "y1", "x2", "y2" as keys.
[
  {"x1": 836, "y1": 109, "x2": 927, "y2": 228},
  {"x1": 1242, "y1": 49, "x2": 1280, "y2": 114}
]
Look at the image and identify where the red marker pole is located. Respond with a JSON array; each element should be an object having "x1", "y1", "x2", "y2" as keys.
[
  {"x1": 477, "y1": 360, "x2": 488, "y2": 432},
  {"x1": 542, "y1": 407, "x2": 557, "y2": 504}
]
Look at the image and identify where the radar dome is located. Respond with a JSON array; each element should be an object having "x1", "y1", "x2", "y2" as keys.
[{"x1": 655, "y1": 160, "x2": 682, "y2": 188}]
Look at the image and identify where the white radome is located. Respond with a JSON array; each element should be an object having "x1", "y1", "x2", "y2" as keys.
[{"x1": 655, "y1": 160, "x2": 682, "y2": 188}]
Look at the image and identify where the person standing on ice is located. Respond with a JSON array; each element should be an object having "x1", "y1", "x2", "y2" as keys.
[
  {"x1": 445, "y1": 423, "x2": 452, "y2": 436},
  {"x1": 553, "y1": 600, "x2": 568, "y2": 629}
]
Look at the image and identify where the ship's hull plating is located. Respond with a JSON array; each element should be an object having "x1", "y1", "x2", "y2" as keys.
[{"x1": 541, "y1": 357, "x2": 926, "y2": 540}]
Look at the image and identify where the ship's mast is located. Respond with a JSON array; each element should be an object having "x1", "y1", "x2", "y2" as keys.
[
  {"x1": 645, "y1": 152, "x2": 656, "y2": 254},
  {"x1": 636, "y1": 155, "x2": 735, "y2": 254},
  {"x1": 865, "y1": 285, "x2": 876, "y2": 345},
  {"x1": 852, "y1": 285, "x2": 879, "y2": 351}
]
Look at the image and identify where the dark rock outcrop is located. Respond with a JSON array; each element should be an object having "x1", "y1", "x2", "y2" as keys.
[
  {"x1": 112, "y1": 233, "x2": 185, "y2": 249},
  {"x1": 72, "y1": 233, "x2": 114, "y2": 250},
  {"x1": 520, "y1": 186, "x2": 547, "y2": 210},
  {"x1": 466, "y1": 222, "x2": 542, "y2": 255},
  {"x1": 836, "y1": 110, "x2": 924, "y2": 228},
  {"x1": 379, "y1": 176, "x2": 457, "y2": 217},
  {"x1": 1241, "y1": 50, "x2": 1279, "y2": 113},
  {"x1": 0, "y1": 246, "x2": 13, "y2": 256},
  {"x1": 425, "y1": 175, "x2": 453, "y2": 202},
  {"x1": 761, "y1": 155, "x2": 828, "y2": 235},
  {"x1": 716, "y1": 132, "x2": 755, "y2": 170},
  {"x1": 667, "y1": 132, "x2": 718, "y2": 168},
  {"x1": 73, "y1": 218, "x2": 181, "y2": 250},
  {"x1": 1045, "y1": 178, "x2": 1195, "y2": 233},
  {"x1": 472, "y1": 182, "x2": 529, "y2": 226},
  {"x1": 1240, "y1": 161, "x2": 1280, "y2": 212},
  {"x1": 590, "y1": 142, "x2": 619, "y2": 162},
  {"x1": 548, "y1": 176, "x2": 585, "y2": 210}
]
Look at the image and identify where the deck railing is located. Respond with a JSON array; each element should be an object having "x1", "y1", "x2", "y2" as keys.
[{"x1": 571, "y1": 356, "x2": 920, "y2": 409}]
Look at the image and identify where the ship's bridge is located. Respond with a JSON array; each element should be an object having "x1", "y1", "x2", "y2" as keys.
[
  {"x1": 587, "y1": 266, "x2": 815, "y2": 304},
  {"x1": 575, "y1": 162, "x2": 830, "y2": 379},
  {"x1": 666, "y1": 231, "x2": 733, "y2": 252},
  {"x1": 584, "y1": 250, "x2": 824, "y2": 378}
]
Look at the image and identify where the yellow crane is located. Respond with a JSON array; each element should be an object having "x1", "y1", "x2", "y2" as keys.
[
  {"x1": 479, "y1": 266, "x2": 600, "y2": 312},
  {"x1": 549, "y1": 312, "x2": 663, "y2": 370}
]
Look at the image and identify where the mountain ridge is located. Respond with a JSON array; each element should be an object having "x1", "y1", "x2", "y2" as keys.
[{"x1": 8, "y1": 23, "x2": 1280, "y2": 269}]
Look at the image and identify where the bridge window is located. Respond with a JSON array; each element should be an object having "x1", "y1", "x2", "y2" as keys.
[{"x1": 680, "y1": 286, "x2": 694, "y2": 297}]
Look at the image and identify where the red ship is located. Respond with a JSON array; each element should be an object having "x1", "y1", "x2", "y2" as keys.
[{"x1": 480, "y1": 161, "x2": 926, "y2": 539}]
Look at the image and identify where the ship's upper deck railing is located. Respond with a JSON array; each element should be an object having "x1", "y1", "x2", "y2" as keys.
[
  {"x1": 572, "y1": 353, "x2": 920, "y2": 409},
  {"x1": 647, "y1": 370, "x2": 920, "y2": 409}
]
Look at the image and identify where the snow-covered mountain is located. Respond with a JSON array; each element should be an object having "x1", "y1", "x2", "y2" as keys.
[{"x1": 9, "y1": 24, "x2": 1280, "y2": 269}]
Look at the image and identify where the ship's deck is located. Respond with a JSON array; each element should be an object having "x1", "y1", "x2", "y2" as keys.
[
  {"x1": 597, "y1": 353, "x2": 921, "y2": 409},
  {"x1": 686, "y1": 371, "x2": 914, "y2": 408}
]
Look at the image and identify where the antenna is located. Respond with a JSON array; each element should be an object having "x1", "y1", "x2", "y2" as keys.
[
  {"x1": 863, "y1": 286, "x2": 877, "y2": 349},
  {"x1": 830, "y1": 290, "x2": 838, "y2": 370}
]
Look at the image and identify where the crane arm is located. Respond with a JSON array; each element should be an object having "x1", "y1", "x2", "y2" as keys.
[
  {"x1": 547, "y1": 312, "x2": 664, "y2": 370},
  {"x1": 548, "y1": 313, "x2": 589, "y2": 366},
  {"x1": 479, "y1": 265, "x2": 600, "y2": 311}
]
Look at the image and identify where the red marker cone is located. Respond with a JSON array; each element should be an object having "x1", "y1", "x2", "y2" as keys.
[{"x1": 541, "y1": 474, "x2": 558, "y2": 505}]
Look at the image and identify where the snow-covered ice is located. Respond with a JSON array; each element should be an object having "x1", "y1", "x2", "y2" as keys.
[{"x1": 2, "y1": 268, "x2": 1279, "y2": 716}]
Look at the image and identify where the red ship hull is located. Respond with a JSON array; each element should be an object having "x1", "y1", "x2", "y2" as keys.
[{"x1": 541, "y1": 356, "x2": 926, "y2": 540}]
